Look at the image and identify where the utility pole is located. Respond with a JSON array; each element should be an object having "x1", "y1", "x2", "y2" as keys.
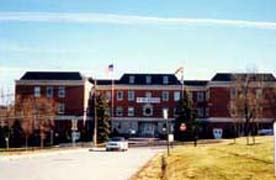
[{"x1": 93, "y1": 79, "x2": 98, "y2": 147}]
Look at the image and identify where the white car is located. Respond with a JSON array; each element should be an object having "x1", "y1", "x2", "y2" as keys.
[{"x1": 106, "y1": 137, "x2": 128, "y2": 151}]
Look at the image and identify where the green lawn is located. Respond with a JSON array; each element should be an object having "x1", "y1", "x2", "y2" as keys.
[{"x1": 131, "y1": 136, "x2": 276, "y2": 180}]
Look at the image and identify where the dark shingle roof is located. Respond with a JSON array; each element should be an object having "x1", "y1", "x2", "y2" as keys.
[
  {"x1": 21, "y1": 72, "x2": 83, "y2": 80},
  {"x1": 184, "y1": 80, "x2": 208, "y2": 86},
  {"x1": 119, "y1": 74, "x2": 181, "y2": 85},
  {"x1": 211, "y1": 73, "x2": 276, "y2": 82}
]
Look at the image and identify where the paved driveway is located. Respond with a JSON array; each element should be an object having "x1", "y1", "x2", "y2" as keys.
[{"x1": 0, "y1": 147, "x2": 164, "y2": 180}]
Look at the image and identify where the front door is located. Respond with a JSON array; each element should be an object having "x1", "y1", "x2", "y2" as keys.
[{"x1": 139, "y1": 122, "x2": 155, "y2": 137}]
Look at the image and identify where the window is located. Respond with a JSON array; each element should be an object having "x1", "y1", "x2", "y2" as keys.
[
  {"x1": 197, "y1": 92, "x2": 204, "y2": 102},
  {"x1": 46, "y1": 86, "x2": 53, "y2": 98},
  {"x1": 163, "y1": 76, "x2": 169, "y2": 84},
  {"x1": 146, "y1": 76, "x2": 152, "y2": 84},
  {"x1": 197, "y1": 107, "x2": 204, "y2": 117},
  {"x1": 256, "y1": 89, "x2": 262, "y2": 99},
  {"x1": 143, "y1": 104, "x2": 153, "y2": 116},
  {"x1": 129, "y1": 76, "x2": 135, "y2": 84},
  {"x1": 34, "y1": 86, "x2": 41, "y2": 97},
  {"x1": 57, "y1": 103, "x2": 65, "y2": 114},
  {"x1": 106, "y1": 91, "x2": 111, "y2": 102},
  {"x1": 117, "y1": 91, "x2": 124, "y2": 101},
  {"x1": 206, "y1": 90, "x2": 210, "y2": 101},
  {"x1": 205, "y1": 107, "x2": 209, "y2": 117},
  {"x1": 145, "y1": 91, "x2": 152, "y2": 98},
  {"x1": 162, "y1": 91, "x2": 169, "y2": 102},
  {"x1": 230, "y1": 88, "x2": 237, "y2": 99},
  {"x1": 128, "y1": 91, "x2": 135, "y2": 101},
  {"x1": 128, "y1": 107, "x2": 135, "y2": 117},
  {"x1": 173, "y1": 108, "x2": 178, "y2": 117},
  {"x1": 174, "y1": 91, "x2": 181, "y2": 102},
  {"x1": 58, "y1": 86, "x2": 65, "y2": 98},
  {"x1": 116, "y1": 107, "x2": 123, "y2": 116}
]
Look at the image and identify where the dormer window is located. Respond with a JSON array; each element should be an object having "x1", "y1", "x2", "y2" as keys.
[
  {"x1": 163, "y1": 76, "x2": 169, "y2": 84},
  {"x1": 146, "y1": 76, "x2": 152, "y2": 84},
  {"x1": 129, "y1": 76, "x2": 135, "y2": 84}
]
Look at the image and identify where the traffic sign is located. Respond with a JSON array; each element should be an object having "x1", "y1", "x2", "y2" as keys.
[{"x1": 180, "y1": 123, "x2": 187, "y2": 132}]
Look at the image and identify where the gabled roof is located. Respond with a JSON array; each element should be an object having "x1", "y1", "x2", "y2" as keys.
[
  {"x1": 211, "y1": 73, "x2": 276, "y2": 82},
  {"x1": 20, "y1": 72, "x2": 84, "y2": 80}
]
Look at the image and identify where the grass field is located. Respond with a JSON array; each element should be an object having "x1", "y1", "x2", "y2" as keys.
[{"x1": 131, "y1": 136, "x2": 276, "y2": 180}]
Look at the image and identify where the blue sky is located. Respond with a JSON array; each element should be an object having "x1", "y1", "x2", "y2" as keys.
[{"x1": 0, "y1": 0, "x2": 276, "y2": 97}]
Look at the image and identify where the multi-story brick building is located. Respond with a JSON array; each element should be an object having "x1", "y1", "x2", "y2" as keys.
[
  {"x1": 15, "y1": 71, "x2": 276, "y2": 140},
  {"x1": 15, "y1": 72, "x2": 93, "y2": 142}
]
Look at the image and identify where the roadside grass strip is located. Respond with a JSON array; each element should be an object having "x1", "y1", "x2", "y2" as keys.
[{"x1": 131, "y1": 136, "x2": 276, "y2": 180}]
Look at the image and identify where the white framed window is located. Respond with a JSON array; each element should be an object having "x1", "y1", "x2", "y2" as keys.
[
  {"x1": 128, "y1": 91, "x2": 135, "y2": 101},
  {"x1": 106, "y1": 91, "x2": 111, "y2": 102},
  {"x1": 162, "y1": 91, "x2": 169, "y2": 102},
  {"x1": 145, "y1": 91, "x2": 152, "y2": 98},
  {"x1": 129, "y1": 76, "x2": 135, "y2": 84},
  {"x1": 117, "y1": 91, "x2": 124, "y2": 101},
  {"x1": 256, "y1": 89, "x2": 263, "y2": 99},
  {"x1": 197, "y1": 107, "x2": 204, "y2": 117},
  {"x1": 34, "y1": 86, "x2": 41, "y2": 97},
  {"x1": 174, "y1": 91, "x2": 181, "y2": 102},
  {"x1": 58, "y1": 86, "x2": 65, "y2": 98},
  {"x1": 197, "y1": 92, "x2": 204, "y2": 102},
  {"x1": 143, "y1": 104, "x2": 153, "y2": 116},
  {"x1": 46, "y1": 86, "x2": 53, "y2": 98},
  {"x1": 128, "y1": 107, "x2": 135, "y2": 117},
  {"x1": 146, "y1": 76, "x2": 152, "y2": 84},
  {"x1": 163, "y1": 76, "x2": 169, "y2": 84},
  {"x1": 116, "y1": 107, "x2": 123, "y2": 116},
  {"x1": 57, "y1": 103, "x2": 65, "y2": 114}
]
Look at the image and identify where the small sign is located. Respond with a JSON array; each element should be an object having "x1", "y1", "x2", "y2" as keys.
[
  {"x1": 136, "y1": 97, "x2": 161, "y2": 104},
  {"x1": 213, "y1": 128, "x2": 223, "y2": 139},
  {"x1": 168, "y1": 134, "x2": 174, "y2": 142},
  {"x1": 72, "y1": 132, "x2": 81, "y2": 142},
  {"x1": 180, "y1": 123, "x2": 187, "y2": 132}
]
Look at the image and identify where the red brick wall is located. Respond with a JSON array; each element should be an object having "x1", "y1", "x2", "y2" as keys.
[
  {"x1": 15, "y1": 85, "x2": 85, "y2": 116},
  {"x1": 209, "y1": 87, "x2": 231, "y2": 117}
]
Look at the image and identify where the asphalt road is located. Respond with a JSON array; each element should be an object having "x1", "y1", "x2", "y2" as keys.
[{"x1": 0, "y1": 147, "x2": 164, "y2": 180}]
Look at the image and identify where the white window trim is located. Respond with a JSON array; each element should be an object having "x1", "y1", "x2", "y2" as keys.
[
  {"x1": 34, "y1": 86, "x2": 41, "y2": 97},
  {"x1": 174, "y1": 91, "x2": 181, "y2": 102},
  {"x1": 58, "y1": 86, "x2": 65, "y2": 98},
  {"x1": 117, "y1": 91, "x2": 124, "y2": 101},
  {"x1": 116, "y1": 107, "x2": 123, "y2": 117},
  {"x1": 58, "y1": 103, "x2": 65, "y2": 114},
  {"x1": 128, "y1": 107, "x2": 135, "y2": 117},
  {"x1": 162, "y1": 91, "x2": 169, "y2": 102},
  {"x1": 128, "y1": 91, "x2": 135, "y2": 101},
  {"x1": 46, "y1": 86, "x2": 53, "y2": 98}
]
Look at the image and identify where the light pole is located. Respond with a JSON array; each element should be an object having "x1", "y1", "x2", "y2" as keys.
[
  {"x1": 163, "y1": 109, "x2": 170, "y2": 156},
  {"x1": 93, "y1": 79, "x2": 98, "y2": 147}
]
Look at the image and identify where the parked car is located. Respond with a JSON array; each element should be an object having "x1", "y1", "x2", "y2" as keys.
[
  {"x1": 258, "y1": 129, "x2": 273, "y2": 136},
  {"x1": 106, "y1": 137, "x2": 128, "y2": 151}
]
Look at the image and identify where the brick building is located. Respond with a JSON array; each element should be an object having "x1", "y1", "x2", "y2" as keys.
[
  {"x1": 15, "y1": 72, "x2": 93, "y2": 142},
  {"x1": 14, "y1": 71, "x2": 276, "y2": 140}
]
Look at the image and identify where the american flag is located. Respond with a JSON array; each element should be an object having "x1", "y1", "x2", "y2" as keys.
[{"x1": 108, "y1": 64, "x2": 114, "y2": 72}]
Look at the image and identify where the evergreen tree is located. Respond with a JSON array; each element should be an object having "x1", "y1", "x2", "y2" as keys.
[
  {"x1": 174, "y1": 91, "x2": 197, "y2": 141},
  {"x1": 96, "y1": 95, "x2": 111, "y2": 144}
]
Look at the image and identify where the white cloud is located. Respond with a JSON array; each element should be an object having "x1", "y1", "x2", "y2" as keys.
[{"x1": 0, "y1": 12, "x2": 276, "y2": 30}]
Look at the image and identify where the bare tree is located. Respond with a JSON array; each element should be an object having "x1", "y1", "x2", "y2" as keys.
[
  {"x1": 15, "y1": 95, "x2": 56, "y2": 148},
  {"x1": 230, "y1": 73, "x2": 265, "y2": 145}
]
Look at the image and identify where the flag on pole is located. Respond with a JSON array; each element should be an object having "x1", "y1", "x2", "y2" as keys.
[
  {"x1": 175, "y1": 66, "x2": 184, "y2": 75},
  {"x1": 108, "y1": 64, "x2": 114, "y2": 72}
]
